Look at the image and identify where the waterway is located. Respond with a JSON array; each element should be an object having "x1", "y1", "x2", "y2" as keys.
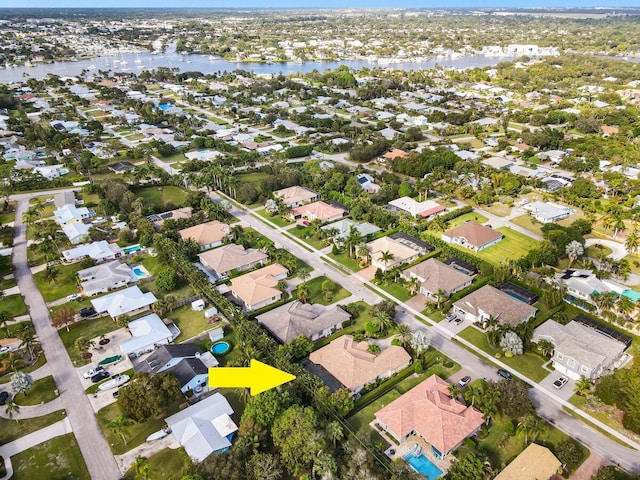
[{"x1": 0, "y1": 51, "x2": 522, "y2": 84}]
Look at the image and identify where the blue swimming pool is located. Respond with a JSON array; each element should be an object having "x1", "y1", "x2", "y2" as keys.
[
  {"x1": 133, "y1": 267, "x2": 146, "y2": 277},
  {"x1": 504, "y1": 290, "x2": 529, "y2": 304},
  {"x1": 404, "y1": 452, "x2": 442, "y2": 479},
  {"x1": 211, "y1": 341, "x2": 230, "y2": 355},
  {"x1": 157, "y1": 103, "x2": 173, "y2": 111},
  {"x1": 123, "y1": 244, "x2": 142, "y2": 254}
]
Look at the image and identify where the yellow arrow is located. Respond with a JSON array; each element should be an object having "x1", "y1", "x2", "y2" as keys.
[{"x1": 208, "y1": 359, "x2": 296, "y2": 396}]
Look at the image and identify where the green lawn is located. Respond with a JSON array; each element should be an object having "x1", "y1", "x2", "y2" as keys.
[
  {"x1": 0, "y1": 409, "x2": 65, "y2": 444},
  {"x1": 140, "y1": 255, "x2": 164, "y2": 275},
  {"x1": 586, "y1": 244, "x2": 613, "y2": 259},
  {"x1": 376, "y1": 282, "x2": 412, "y2": 302},
  {"x1": 78, "y1": 191, "x2": 101, "y2": 208},
  {"x1": 58, "y1": 316, "x2": 120, "y2": 367},
  {"x1": 447, "y1": 212, "x2": 489, "y2": 229},
  {"x1": 0, "y1": 202, "x2": 16, "y2": 225},
  {"x1": 14, "y1": 375, "x2": 58, "y2": 406},
  {"x1": 135, "y1": 186, "x2": 187, "y2": 210},
  {"x1": 236, "y1": 172, "x2": 269, "y2": 187},
  {"x1": 166, "y1": 304, "x2": 215, "y2": 341},
  {"x1": 10, "y1": 433, "x2": 90, "y2": 480},
  {"x1": 0, "y1": 293, "x2": 28, "y2": 317},
  {"x1": 123, "y1": 447, "x2": 189, "y2": 480},
  {"x1": 29, "y1": 196, "x2": 57, "y2": 218},
  {"x1": 476, "y1": 227, "x2": 540, "y2": 265},
  {"x1": 510, "y1": 214, "x2": 545, "y2": 236},
  {"x1": 286, "y1": 224, "x2": 327, "y2": 249},
  {"x1": 482, "y1": 203, "x2": 512, "y2": 217},
  {"x1": 304, "y1": 276, "x2": 351, "y2": 305},
  {"x1": 457, "y1": 326, "x2": 550, "y2": 382},
  {"x1": 0, "y1": 276, "x2": 16, "y2": 290},
  {"x1": 161, "y1": 152, "x2": 188, "y2": 164},
  {"x1": 255, "y1": 208, "x2": 293, "y2": 228},
  {"x1": 326, "y1": 251, "x2": 361, "y2": 272},
  {"x1": 33, "y1": 263, "x2": 83, "y2": 302}
]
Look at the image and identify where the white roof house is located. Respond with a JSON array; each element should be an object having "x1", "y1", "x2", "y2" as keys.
[
  {"x1": 165, "y1": 392, "x2": 238, "y2": 462},
  {"x1": 78, "y1": 260, "x2": 136, "y2": 296},
  {"x1": 34, "y1": 164, "x2": 66, "y2": 180},
  {"x1": 54, "y1": 204, "x2": 90, "y2": 226},
  {"x1": 62, "y1": 222, "x2": 91, "y2": 244},
  {"x1": 523, "y1": 202, "x2": 574, "y2": 223},
  {"x1": 356, "y1": 173, "x2": 380, "y2": 193},
  {"x1": 91, "y1": 286, "x2": 157, "y2": 318},
  {"x1": 119, "y1": 313, "x2": 177, "y2": 356},
  {"x1": 62, "y1": 240, "x2": 123, "y2": 263},
  {"x1": 388, "y1": 197, "x2": 446, "y2": 218}
]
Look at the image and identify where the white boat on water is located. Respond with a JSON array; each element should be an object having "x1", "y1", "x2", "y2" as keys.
[{"x1": 98, "y1": 374, "x2": 130, "y2": 391}]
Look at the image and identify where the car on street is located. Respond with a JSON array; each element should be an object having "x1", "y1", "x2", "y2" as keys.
[
  {"x1": 80, "y1": 307, "x2": 97, "y2": 318},
  {"x1": 553, "y1": 376, "x2": 568, "y2": 389},
  {"x1": 458, "y1": 375, "x2": 471, "y2": 388},
  {"x1": 445, "y1": 314, "x2": 456, "y2": 322},
  {"x1": 91, "y1": 371, "x2": 110, "y2": 383},
  {"x1": 0, "y1": 391, "x2": 9, "y2": 405},
  {"x1": 497, "y1": 368, "x2": 512, "y2": 381},
  {"x1": 83, "y1": 366, "x2": 105, "y2": 379}
]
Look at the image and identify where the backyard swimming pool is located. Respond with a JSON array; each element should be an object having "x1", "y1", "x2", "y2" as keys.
[
  {"x1": 132, "y1": 265, "x2": 150, "y2": 278},
  {"x1": 211, "y1": 341, "x2": 230, "y2": 355},
  {"x1": 123, "y1": 244, "x2": 142, "y2": 254},
  {"x1": 404, "y1": 452, "x2": 442, "y2": 479}
]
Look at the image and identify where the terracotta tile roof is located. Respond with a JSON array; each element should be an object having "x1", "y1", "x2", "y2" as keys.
[
  {"x1": 494, "y1": 443, "x2": 561, "y2": 480},
  {"x1": 198, "y1": 244, "x2": 267, "y2": 275},
  {"x1": 403, "y1": 258, "x2": 473, "y2": 295},
  {"x1": 178, "y1": 221, "x2": 231, "y2": 247},
  {"x1": 600, "y1": 125, "x2": 619, "y2": 135},
  {"x1": 453, "y1": 285, "x2": 537, "y2": 327},
  {"x1": 443, "y1": 221, "x2": 503, "y2": 249},
  {"x1": 291, "y1": 201, "x2": 346, "y2": 221},
  {"x1": 375, "y1": 374, "x2": 484, "y2": 454},
  {"x1": 309, "y1": 335, "x2": 411, "y2": 391},
  {"x1": 274, "y1": 185, "x2": 318, "y2": 206},
  {"x1": 230, "y1": 263, "x2": 288, "y2": 307},
  {"x1": 383, "y1": 148, "x2": 409, "y2": 160}
]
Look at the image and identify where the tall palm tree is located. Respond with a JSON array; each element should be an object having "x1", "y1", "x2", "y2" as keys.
[
  {"x1": 297, "y1": 266, "x2": 311, "y2": 284},
  {"x1": 380, "y1": 250, "x2": 394, "y2": 271},
  {"x1": 325, "y1": 420, "x2": 344, "y2": 448},
  {"x1": 18, "y1": 325, "x2": 38, "y2": 361},
  {"x1": 448, "y1": 383, "x2": 462, "y2": 400},
  {"x1": 109, "y1": 414, "x2": 134, "y2": 445},
  {"x1": 617, "y1": 295, "x2": 635, "y2": 319},
  {"x1": 574, "y1": 375, "x2": 593, "y2": 397},
  {"x1": 625, "y1": 228, "x2": 639, "y2": 254},
  {"x1": 372, "y1": 310, "x2": 394, "y2": 334},
  {"x1": 517, "y1": 414, "x2": 545, "y2": 444},
  {"x1": 0, "y1": 310, "x2": 11, "y2": 335},
  {"x1": 297, "y1": 283, "x2": 310, "y2": 303},
  {"x1": 395, "y1": 324, "x2": 413, "y2": 348}
]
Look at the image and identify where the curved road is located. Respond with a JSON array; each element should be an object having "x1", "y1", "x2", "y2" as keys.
[{"x1": 12, "y1": 191, "x2": 121, "y2": 480}]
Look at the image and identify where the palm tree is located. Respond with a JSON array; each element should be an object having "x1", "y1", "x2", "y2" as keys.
[
  {"x1": 599, "y1": 291, "x2": 617, "y2": 314},
  {"x1": 395, "y1": 324, "x2": 413, "y2": 348},
  {"x1": 407, "y1": 276, "x2": 421, "y2": 296},
  {"x1": 517, "y1": 414, "x2": 545, "y2": 444},
  {"x1": 380, "y1": 250, "x2": 394, "y2": 271},
  {"x1": 625, "y1": 228, "x2": 639, "y2": 255},
  {"x1": 537, "y1": 339, "x2": 554, "y2": 358},
  {"x1": 298, "y1": 266, "x2": 311, "y2": 284},
  {"x1": 21, "y1": 209, "x2": 38, "y2": 226},
  {"x1": 43, "y1": 265, "x2": 60, "y2": 284},
  {"x1": 297, "y1": 283, "x2": 310, "y2": 303},
  {"x1": 134, "y1": 456, "x2": 151, "y2": 480},
  {"x1": 325, "y1": 420, "x2": 344, "y2": 448},
  {"x1": 565, "y1": 240, "x2": 584, "y2": 268},
  {"x1": 448, "y1": 383, "x2": 462, "y2": 400},
  {"x1": 574, "y1": 375, "x2": 593, "y2": 397},
  {"x1": 612, "y1": 215, "x2": 626, "y2": 239},
  {"x1": 410, "y1": 330, "x2": 430, "y2": 358},
  {"x1": 109, "y1": 414, "x2": 134, "y2": 445},
  {"x1": 0, "y1": 310, "x2": 11, "y2": 335},
  {"x1": 18, "y1": 325, "x2": 38, "y2": 361},
  {"x1": 372, "y1": 310, "x2": 394, "y2": 333},
  {"x1": 617, "y1": 295, "x2": 635, "y2": 320},
  {"x1": 4, "y1": 399, "x2": 20, "y2": 422}
]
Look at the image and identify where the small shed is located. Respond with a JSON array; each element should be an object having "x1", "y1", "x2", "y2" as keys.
[
  {"x1": 204, "y1": 307, "x2": 218, "y2": 319},
  {"x1": 208, "y1": 327, "x2": 224, "y2": 342},
  {"x1": 191, "y1": 299, "x2": 205, "y2": 311}
]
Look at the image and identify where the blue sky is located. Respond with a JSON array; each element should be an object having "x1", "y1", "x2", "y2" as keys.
[{"x1": 1, "y1": 1, "x2": 637, "y2": 7}]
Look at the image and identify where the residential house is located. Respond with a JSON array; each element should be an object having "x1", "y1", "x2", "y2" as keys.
[
  {"x1": 309, "y1": 335, "x2": 411, "y2": 393},
  {"x1": 482, "y1": 157, "x2": 514, "y2": 170},
  {"x1": 230, "y1": 263, "x2": 288, "y2": 312},
  {"x1": 257, "y1": 301, "x2": 351, "y2": 344},
  {"x1": 452, "y1": 285, "x2": 537, "y2": 327},
  {"x1": 402, "y1": 258, "x2": 473, "y2": 300},
  {"x1": 290, "y1": 201, "x2": 347, "y2": 223},
  {"x1": 321, "y1": 219, "x2": 381, "y2": 245},
  {"x1": 494, "y1": 444, "x2": 561, "y2": 480},
  {"x1": 356, "y1": 173, "x2": 380, "y2": 193},
  {"x1": 62, "y1": 222, "x2": 91, "y2": 245},
  {"x1": 555, "y1": 269, "x2": 639, "y2": 305},
  {"x1": 523, "y1": 202, "x2": 574, "y2": 223},
  {"x1": 54, "y1": 191, "x2": 76, "y2": 208},
  {"x1": 53, "y1": 204, "x2": 90, "y2": 227},
  {"x1": 365, "y1": 236, "x2": 422, "y2": 272},
  {"x1": 62, "y1": 240, "x2": 123, "y2": 263},
  {"x1": 375, "y1": 374, "x2": 484, "y2": 458},
  {"x1": 273, "y1": 186, "x2": 319, "y2": 208},
  {"x1": 198, "y1": 244, "x2": 267, "y2": 278},
  {"x1": 147, "y1": 207, "x2": 193, "y2": 230},
  {"x1": 119, "y1": 313, "x2": 178, "y2": 357},
  {"x1": 382, "y1": 149, "x2": 408, "y2": 162},
  {"x1": 387, "y1": 197, "x2": 446, "y2": 218},
  {"x1": 442, "y1": 222, "x2": 503, "y2": 252},
  {"x1": 164, "y1": 358, "x2": 210, "y2": 394},
  {"x1": 179, "y1": 220, "x2": 231, "y2": 251},
  {"x1": 136, "y1": 343, "x2": 219, "y2": 374},
  {"x1": 165, "y1": 392, "x2": 238, "y2": 462},
  {"x1": 91, "y1": 285, "x2": 157, "y2": 318},
  {"x1": 78, "y1": 260, "x2": 136, "y2": 296},
  {"x1": 533, "y1": 320, "x2": 627, "y2": 380}
]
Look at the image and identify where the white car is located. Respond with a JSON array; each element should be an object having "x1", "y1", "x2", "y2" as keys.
[
  {"x1": 67, "y1": 293, "x2": 81, "y2": 301},
  {"x1": 82, "y1": 366, "x2": 105, "y2": 379},
  {"x1": 0, "y1": 346, "x2": 11, "y2": 354},
  {"x1": 553, "y1": 376, "x2": 568, "y2": 389}
]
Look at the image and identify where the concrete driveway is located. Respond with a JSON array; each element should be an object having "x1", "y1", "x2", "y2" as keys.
[{"x1": 539, "y1": 372, "x2": 576, "y2": 401}]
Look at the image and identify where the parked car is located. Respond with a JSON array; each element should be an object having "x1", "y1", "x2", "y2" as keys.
[
  {"x1": 454, "y1": 317, "x2": 464, "y2": 325},
  {"x1": 0, "y1": 345, "x2": 10, "y2": 353},
  {"x1": 497, "y1": 369, "x2": 512, "y2": 381},
  {"x1": 458, "y1": 375, "x2": 471, "y2": 388},
  {"x1": 67, "y1": 293, "x2": 81, "y2": 301},
  {"x1": 0, "y1": 391, "x2": 8, "y2": 405},
  {"x1": 445, "y1": 314, "x2": 456, "y2": 322},
  {"x1": 83, "y1": 366, "x2": 105, "y2": 379},
  {"x1": 91, "y1": 371, "x2": 110, "y2": 383},
  {"x1": 112, "y1": 389, "x2": 120, "y2": 399},
  {"x1": 302, "y1": 220, "x2": 311, "y2": 226},
  {"x1": 80, "y1": 307, "x2": 97, "y2": 318},
  {"x1": 553, "y1": 376, "x2": 568, "y2": 389}
]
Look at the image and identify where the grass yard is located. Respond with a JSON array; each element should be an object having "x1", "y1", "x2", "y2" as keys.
[
  {"x1": 287, "y1": 224, "x2": 327, "y2": 249},
  {"x1": 33, "y1": 262, "x2": 83, "y2": 302},
  {"x1": 313, "y1": 301, "x2": 376, "y2": 349},
  {"x1": 347, "y1": 388, "x2": 401, "y2": 446},
  {"x1": 135, "y1": 186, "x2": 187, "y2": 210},
  {"x1": 482, "y1": 203, "x2": 512, "y2": 217},
  {"x1": 14, "y1": 375, "x2": 58, "y2": 406},
  {"x1": 78, "y1": 191, "x2": 101, "y2": 208},
  {"x1": 140, "y1": 255, "x2": 164, "y2": 275},
  {"x1": 376, "y1": 282, "x2": 412, "y2": 302},
  {"x1": 0, "y1": 409, "x2": 66, "y2": 444},
  {"x1": 0, "y1": 202, "x2": 16, "y2": 225},
  {"x1": 458, "y1": 326, "x2": 550, "y2": 382},
  {"x1": 29, "y1": 196, "x2": 57, "y2": 218},
  {"x1": 123, "y1": 447, "x2": 189, "y2": 480},
  {"x1": 236, "y1": 172, "x2": 269, "y2": 186},
  {"x1": 587, "y1": 244, "x2": 613, "y2": 259},
  {"x1": 304, "y1": 275, "x2": 351, "y2": 305},
  {"x1": 447, "y1": 211, "x2": 489, "y2": 229},
  {"x1": 10, "y1": 433, "x2": 90, "y2": 480},
  {"x1": 0, "y1": 276, "x2": 16, "y2": 290},
  {"x1": 255, "y1": 208, "x2": 293, "y2": 228},
  {"x1": 166, "y1": 304, "x2": 214, "y2": 341},
  {"x1": 161, "y1": 152, "x2": 188, "y2": 164},
  {"x1": 59, "y1": 316, "x2": 120, "y2": 367},
  {"x1": 510, "y1": 214, "x2": 545, "y2": 236},
  {"x1": 476, "y1": 227, "x2": 540, "y2": 265},
  {"x1": 326, "y1": 251, "x2": 361, "y2": 272},
  {"x1": 0, "y1": 293, "x2": 28, "y2": 317}
]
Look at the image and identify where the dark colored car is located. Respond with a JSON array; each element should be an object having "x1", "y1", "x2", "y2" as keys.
[
  {"x1": 0, "y1": 391, "x2": 9, "y2": 405},
  {"x1": 80, "y1": 307, "x2": 97, "y2": 318},
  {"x1": 91, "y1": 371, "x2": 110, "y2": 383},
  {"x1": 497, "y1": 368, "x2": 512, "y2": 381},
  {"x1": 113, "y1": 389, "x2": 120, "y2": 399}
]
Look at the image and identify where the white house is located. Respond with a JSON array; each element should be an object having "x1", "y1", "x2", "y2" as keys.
[
  {"x1": 54, "y1": 204, "x2": 90, "y2": 227},
  {"x1": 62, "y1": 222, "x2": 92, "y2": 245},
  {"x1": 523, "y1": 201, "x2": 574, "y2": 223},
  {"x1": 62, "y1": 240, "x2": 123, "y2": 263},
  {"x1": 119, "y1": 313, "x2": 178, "y2": 357},
  {"x1": 78, "y1": 261, "x2": 136, "y2": 296},
  {"x1": 356, "y1": 173, "x2": 380, "y2": 193},
  {"x1": 91, "y1": 285, "x2": 157, "y2": 318}
]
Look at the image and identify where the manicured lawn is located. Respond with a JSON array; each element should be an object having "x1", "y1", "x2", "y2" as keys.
[
  {"x1": 255, "y1": 208, "x2": 293, "y2": 228},
  {"x1": 313, "y1": 301, "x2": 375, "y2": 349},
  {"x1": 123, "y1": 447, "x2": 189, "y2": 480},
  {"x1": 511, "y1": 214, "x2": 545, "y2": 236},
  {"x1": 0, "y1": 409, "x2": 66, "y2": 444},
  {"x1": 214, "y1": 327, "x2": 242, "y2": 367},
  {"x1": 29, "y1": 196, "x2": 57, "y2": 218},
  {"x1": 78, "y1": 191, "x2": 101, "y2": 208},
  {"x1": 0, "y1": 202, "x2": 16, "y2": 225},
  {"x1": 33, "y1": 263, "x2": 83, "y2": 302},
  {"x1": 476, "y1": 227, "x2": 540, "y2": 265},
  {"x1": 140, "y1": 255, "x2": 164, "y2": 275},
  {"x1": 135, "y1": 186, "x2": 187, "y2": 210},
  {"x1": 304, "y1": 275, "x2": 351, "y2": 305},
  {"x1": 447, "y1": 211, "x2": 489, "y2": 229},
  {"x1": 0, "y1": 276, "x2": 16, "y2": 290},
  {"x1": 11, "y1": 433, "x2": 90, "y2": 480},
  {"x1": 458, "y1": 326, "x2": 550, "y2": 382},
  {"x1": 236, "y1": 172, "x2": 269, "y2": 186},
  {"x1": 0, "y1": 293, "x2": 28, "y2": 317},
  {"x1": 347, "y1": 389, "x2": 401, "y2": 446},
  {"x1": 376, "y1": 282, "x2": 412, "y2": 302},
  {"x1": 161, "y1": 152, "x2": 188, "y2": 164},
  {"x1": 287, "y1": 224, "x2": 327, "y2": 249},
  {"x1": 14, "y1": 375, "x2": 58, "y2": 406},
  {"x1": 59, "y1": 316, "x2": 120, "y2": 367},
  {"x1": 326, "y1": 251, "x2": 361, "y2": 272},
  {"x1": 167, "y1": 304, "x2": 215, "y2": 341},
  {"x1": 482, "y1": 203, "x2": 512, "y2": 217}
]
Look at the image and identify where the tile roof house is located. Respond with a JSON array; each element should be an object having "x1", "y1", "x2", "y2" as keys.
[
  {"x1": 442, "y1": 222, "x2": 503, "y2": 252},
  {"x1": 165, "y1": 357, "x2": 210, "y2": 395},
  {"x1": 257, "y1": 301, "x2": 351, "y2": 343},
  {"x1": 62, "y1": 240, "x2": 123, "y2": 263},
  {"x1": 387, "y1": 197, "x2": 446, "y2": 218},
  {"x1": 198, "y1": 244, "x2": 267, "y2": 278},
  {"x1": 91, "y1": 285, "x2": 157, "y2": 318},
  {"x1": 523, "y1": 201, "x2": 574, "y2": 223},
  {"x1": 274, "y1": 185, "x2": 319, "y2": 207},
  {"x1": 147, "y1": 207, "x2": 193, "y2": 229},
  {"x1": 53, "y1": 204, "x2": 91, "y2": 227},
  {"x1": 78, "y1": 260, "x2": 136, "y2": 296},
  {"x1": 402, "y1": 258, "x2": 473, "y2": 300},
  {"x1": 375, "y1": 374, "x2": 484, "y2": 457},
  {"x1": 230, "y1": 263, "x2": 288, "y2": 312},
  {"x1": 165, "y1": 392, "x2": 238, "y2": 462},
  {"x1": 532, "y1": 320, "x2": 627, "y2": 380},
  {"x1": 453, "y1": 285, "x2": 537, "y2": 327},
  {"x1": 494, "y1": 443, "x2": 561, "y2": 480},
  {"x1": 290, "y1": 201, "x2": 347, "y2": 223},
  {"x1": 382, "y1": 148, "x2": 409, "y2": 161},
  {"x1": 365, "y1": 236, "x2": 422, "y2": 272},
  {"x1": 119, "y1": 313, "x2": 178, "y2": 356},
  {"x1": 179, "y1": 221, "x2": 232, "y2": 251},
  {"x1": 309, "y1": 335, "x2": 411, "y2": 393},
  {"x1": 321, "y1": 219, "x2": 381, "y2": 245}
]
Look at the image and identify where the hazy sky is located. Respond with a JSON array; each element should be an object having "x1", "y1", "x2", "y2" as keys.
[{"x1": 1, "y1": 1, "x2": 637, "y2": 8}]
